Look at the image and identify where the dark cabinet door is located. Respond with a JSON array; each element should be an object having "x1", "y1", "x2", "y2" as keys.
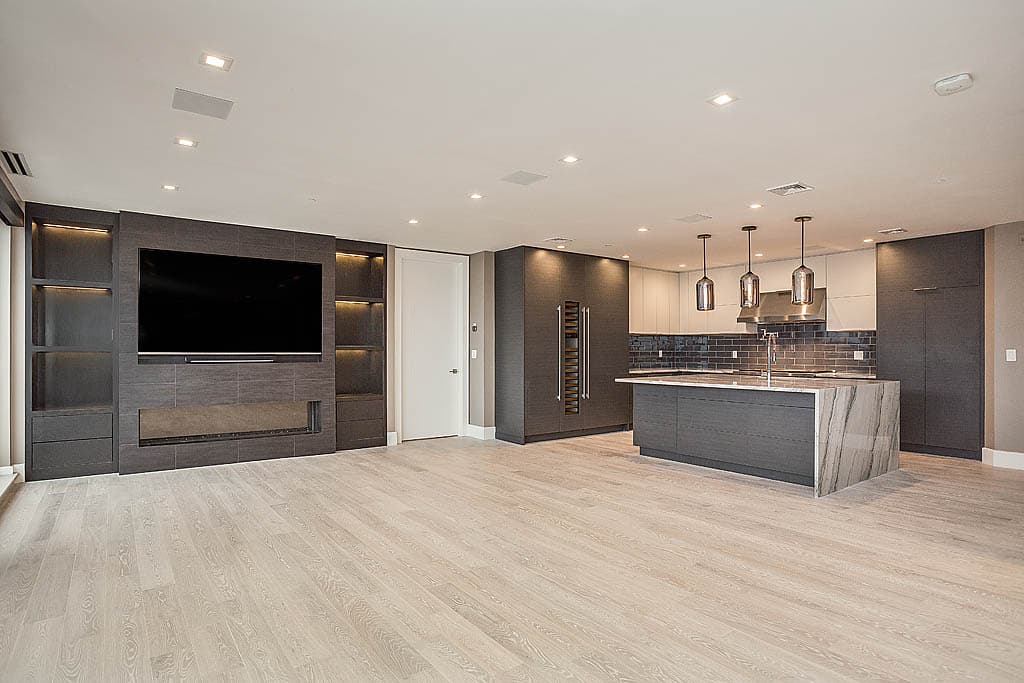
[
  {"x1": 876, "y1": 231, "x2": 983, "y2": 293},
  {"x1": 877, "y1": 290, "x2": 927, "y2": 446},
  {"x1": 924, "y1": 286, "x2": 983, "y2": 455},
  {"x1": 523, "y1": 248, "x2": 564, "y2": 437},
  {"x1": 584, "y1": 257, "x2": 630, "y2": 429}
]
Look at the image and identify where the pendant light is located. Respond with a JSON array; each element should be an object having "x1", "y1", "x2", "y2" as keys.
[
  {"x1": 792, "y1": 216, "x2": 814, "y2": 305},
  {"x1": 696, "y1": 234, "x2": 715, "y2": 311},
  {"x1": 739, "y1": 226, "x2": 760, "y2": 308}
]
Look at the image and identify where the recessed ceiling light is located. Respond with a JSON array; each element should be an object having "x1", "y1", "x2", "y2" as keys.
[
  {"x1": 754, "y1": 252, "x2": 764, "y2": 257},
  {"x1": 200, "y1": 52, "x2": 234, "y2": 71},
  {"x1": 678, "y1": 264, "x2": 687, "y2": 268},
  {"x1": 560, "y1": 155, "x2": 579, "y2": 164},
  {"x1": 708, "y1": 92, "x2": 736, "y2": 107},
  {"x1": 863, "y1": 238, "x2": 874, "y2": 243},
  {"x1": 622, "y1": 254, "x2": 630, "y2": 259},
  {"x1": 556, "y1": 245, "x2": 566, "y2": 249},
  {"x1": 162, "y1": 184, "x2": 179, "y2": 191},
  {"x1": 749, "y1": 203, "x2": 762, "y2": 209},
  {"x1": 637, "y1": 227, "x2": 649, "y2": 232},
  {"x1": 175, "y1": 137, "x2": 197, "y2": 148},
  {"x1": 408, "y1": 219, "x2": 419, "y2": 224},
  {"x1": 469, "y1": 193, "x2": 483, "y2": 200}
]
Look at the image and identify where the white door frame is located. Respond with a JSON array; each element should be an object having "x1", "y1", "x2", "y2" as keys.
[{"x1": 393, "y1": 248, "x2": 469, "y2": 443}]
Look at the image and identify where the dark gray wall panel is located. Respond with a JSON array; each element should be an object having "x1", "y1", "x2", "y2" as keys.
[{"x1": 117, "y1": 212, "x2": 336, "y2": 473}]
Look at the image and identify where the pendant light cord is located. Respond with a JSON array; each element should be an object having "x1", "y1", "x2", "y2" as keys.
[
  {"x1": 747, "y1": 230, "x2": 752, "y2": 271},
  {"x1": 800, "y1": 218, "x2": 806, "y2": 266},
  {"x1": 702, "y1": 238, "x2": 707, "y2": 276}
]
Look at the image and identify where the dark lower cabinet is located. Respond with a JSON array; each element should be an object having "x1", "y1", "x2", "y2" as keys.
[
  {"x1": 496, "y1": 246, "x2": 630, "y2": 444},
  {"x1": 876, "y1": 232, "x2": 984, "y2": 459}
]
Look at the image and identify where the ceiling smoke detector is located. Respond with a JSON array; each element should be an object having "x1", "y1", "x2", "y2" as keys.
[
  {"x1": 933, "y1": 73, "x2": 973, "y2": 96},
  {"x1": 544, "y1": 237, "x2": 574, "y2": 249},
  {"x1": 877, "y1": 227, "x2": 908, "y2": 235},
  {"x1": 766, "y1": 182, "x2": 814, "y2": 196},
  {"x1": 676, "y1": 213, "x2": 712, "y2": 223}
]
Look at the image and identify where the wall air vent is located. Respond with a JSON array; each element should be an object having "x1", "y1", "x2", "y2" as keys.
[
  {"x1": 2, "y1": 150, "x2": 31, "y2": 177},
  {"x1": 766, "y1": 181, "x2": 814, "y2": 196},
  {"x1": 877, "y1": 227, "x2": 908, "y2": 235},
  {"x1": 501, "y1": 170, "x2": 548, "y2": 186},
  {"x1": 171, "y1": 88, "x2": 234, "y2": 120},
  {"x1": 676, "y1": 213, "x2": 712, "y2": 223}
]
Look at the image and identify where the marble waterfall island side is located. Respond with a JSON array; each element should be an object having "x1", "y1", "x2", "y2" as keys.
[{"x1": 616, "y1": 374, "x2": 900, "y2": 497}]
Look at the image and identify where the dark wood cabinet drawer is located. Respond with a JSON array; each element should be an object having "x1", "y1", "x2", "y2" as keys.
[
  {"x1": 336, "y1": 398, "x2": 384, "y2": 423},
  {"x1": 338, "y1": 418, "x2": 384, "y2": 441},
  {"x1": 32, "y1": 413, "x2": 113, "y2": 443},
  {"x1": 32, "y1": 438, "x2": 113, "y2": 470}
]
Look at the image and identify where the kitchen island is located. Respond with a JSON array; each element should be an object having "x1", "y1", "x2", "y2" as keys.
[{"x1": 616, "y1": 374, "x2": 900, "y2": 497}]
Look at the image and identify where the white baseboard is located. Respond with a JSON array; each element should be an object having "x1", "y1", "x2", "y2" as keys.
[
  {"x1": 386, "y1": 431, "x2": 398, "y2": 446},
  {"x1": 982, "y1": 447, "x2": 1024, "y2": 471},
  {"x1": 466, "y1": 424, "x2": 496, "y2": 440},
  {"x1": 0, "y1": 466, "x2": 12, "y2": 476}
]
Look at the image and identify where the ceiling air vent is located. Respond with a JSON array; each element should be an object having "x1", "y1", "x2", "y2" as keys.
[
  {"x1": 544, "y1": 237, "x2": 574, "y2": 247},
  {"x1": 2, "y1": 150, "x2": 31, "y2": 177},
  {"x1": 501, "y1": 170, "x2": 548, "y2": 186},
  {"x1": 766, "y1": 181, "x2": 814, "y2": 196},
  {"x1": 676, "y1": 213, "x2": 712, "y2": 223},
  {"x1": 172, "y1": 88, "x2": 234, "y2": 120}
]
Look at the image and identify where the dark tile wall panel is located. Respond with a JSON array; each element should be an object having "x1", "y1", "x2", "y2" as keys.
[
  {"x1": 117, "y1": 212, "x2": 336, "y2": 473},
  {"x1": 629, "y1": 323, "x2": 876, "y2": 374}
]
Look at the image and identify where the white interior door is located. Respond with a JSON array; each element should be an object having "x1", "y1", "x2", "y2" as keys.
[{"x1": 396, "y1": 249, "x2": 467, "y2": 441}]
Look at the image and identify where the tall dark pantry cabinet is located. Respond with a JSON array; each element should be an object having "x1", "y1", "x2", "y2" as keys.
[
  {"x1": 876, "y1": 230, "x2": 984, "y2": 459},
  {"x1": 495, "y1": 247, "x2": 630, "y2": 444}
]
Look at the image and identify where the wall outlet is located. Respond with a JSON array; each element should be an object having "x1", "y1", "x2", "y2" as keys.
[
  {"x1": 658, "y1": 350, "x2": 663, "y2": 358},
  {"x1": 732, "y1": 351, "x2": 738, "y2": 358},
  {"x1": 853, "y1": 351, "x2": 865, "y2": 360},
  {"x1": 1008, "y1": 349, "x2": 1018, "y2": 362}
]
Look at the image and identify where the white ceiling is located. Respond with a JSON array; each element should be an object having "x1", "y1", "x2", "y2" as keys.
[{"x1": 2, "y1": 1, "x2": 1023, "y2": 270}]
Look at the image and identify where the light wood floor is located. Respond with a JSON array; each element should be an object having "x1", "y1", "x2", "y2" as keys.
[{"x1": 1, "y1": 432, "x2": 1023, "y2": 681}]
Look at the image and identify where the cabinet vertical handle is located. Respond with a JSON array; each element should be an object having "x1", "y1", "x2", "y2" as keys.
[
  {"x1": 556, "y1": 305, "x2": 562, "y2": 402},
  {"x1": 584, "y1": 306, "x2": 591, "y2": 399}
]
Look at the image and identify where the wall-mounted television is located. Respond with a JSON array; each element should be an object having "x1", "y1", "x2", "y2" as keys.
[{"x1": 138, "y1": 249, "x2": 322, "y2": 357}]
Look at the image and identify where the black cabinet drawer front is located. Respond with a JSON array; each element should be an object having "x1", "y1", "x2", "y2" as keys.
[
  {"x1": 676, "y1": 429, "x2": 813, "y2": 476},
  {"x1": 33, "y1": 438, "x2": 113, "y2": 470},
  {"x1": 337, "y1": 398, "x2": 384, "y2": 422},
  {"x1": 677, "y1": 398, "x2": 814, "y2": 443},
  {"x1": 633, "y1": 421, "x2": 676, "y2": 453},
  {"x1": 339, "y1": 418, "x2": 384, "y2": 441},
  {"x1": 32, "y1": 413, "x2": 113, "y2": 443},
  {"x1": 633, "y1": 386, "x2": 679, "y2": 425},
  {"x1": 671, "y1": 386, "x2": 815, "y2": 408}
]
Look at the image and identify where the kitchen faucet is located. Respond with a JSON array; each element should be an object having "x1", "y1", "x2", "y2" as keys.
[{"x1": 762, "y1": 330, "x2": 779, "y2": 386}]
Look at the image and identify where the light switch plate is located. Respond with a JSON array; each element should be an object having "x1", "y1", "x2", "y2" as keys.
[
  {"x1": 471, "y1": 349, "x2": 478, "y2": 360},
  {"x1": 1008, "y1": 349, "x2": 1018, "y2": 362},
  {"x1": 853, "y1": 351, "x2": 865, "y2": 360}
]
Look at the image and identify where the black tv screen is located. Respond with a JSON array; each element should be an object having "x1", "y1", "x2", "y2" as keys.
[{"x1": 138, "y1": 249, "x2": 322, "y2": 355}]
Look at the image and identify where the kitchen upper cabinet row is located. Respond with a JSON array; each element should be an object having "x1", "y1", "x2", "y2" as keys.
[{"x1": 629, "y1": 248, "x2": 876, "y2": 334}]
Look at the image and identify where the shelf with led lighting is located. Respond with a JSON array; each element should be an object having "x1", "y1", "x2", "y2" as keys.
[
  {"x1": 334, "y1": 238, "x2": 387, "y2": 450},
  {"x1": 25, "y1": 203, "x2": 119, "y2": 481}
]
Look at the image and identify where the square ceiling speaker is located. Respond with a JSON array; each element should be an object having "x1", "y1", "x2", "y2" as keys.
[
  {"x1": 501, "y1": 170, "x2": 548, "y2": 186},
  {"x1": 172, "y1": 88, "x2": 234, "y2": 120}
]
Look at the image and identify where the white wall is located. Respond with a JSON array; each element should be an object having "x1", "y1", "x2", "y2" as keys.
[
  {"x1": 985, "y1": 222, "x2": 1024, "y2": 463},
  {"x1": 3, "y1": 223, "x2": 26, "y2": 469}
]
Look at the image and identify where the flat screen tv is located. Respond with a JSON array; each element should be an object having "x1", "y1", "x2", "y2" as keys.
[{"x1": 139, "y1": 249, "x2": 322, "y2": 356}]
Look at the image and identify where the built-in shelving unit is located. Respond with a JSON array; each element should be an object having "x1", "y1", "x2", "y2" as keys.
[
  {"x1": 334, "y1": 239, "x2": 387, "y2": 450},
  {"x1": 25, "y1": 204, "x2": 119, "y2": 480}
]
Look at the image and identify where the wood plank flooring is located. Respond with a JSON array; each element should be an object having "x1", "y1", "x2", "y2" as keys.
[{"x1": 1, "y1": 431, "x2": 1023, "y2": 681}]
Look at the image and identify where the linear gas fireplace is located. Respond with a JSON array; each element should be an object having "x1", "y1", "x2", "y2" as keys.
[{"x1": 139, "y1": 400, "x2": 321, "y2": 446}]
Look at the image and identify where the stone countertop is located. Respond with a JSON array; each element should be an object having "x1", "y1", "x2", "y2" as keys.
[
  {"x1": 627, "y1": 368, "x2": 877, "y2": 380},
  {"x1": 616, "y1": 373, "x2": 896, "y2": 394}
]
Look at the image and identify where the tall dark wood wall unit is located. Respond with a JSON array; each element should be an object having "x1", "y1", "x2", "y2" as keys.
[
  {"x1": 495, "y1": 246, "x2": 630, "y2": 444},
  {"x1": 876, "y1": 230, "x2": 984, "y2": 459},
  {"x1": 25, "y1": 203, "x2": 119, "y2": 480},
  {"x1": 334, "y1": 239, "x2": 388, "y2": 450}
]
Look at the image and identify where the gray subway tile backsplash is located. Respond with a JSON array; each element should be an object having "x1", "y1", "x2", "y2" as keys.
[{"x1": 629, "y1": 323, "x2": 876, "y2": 374}]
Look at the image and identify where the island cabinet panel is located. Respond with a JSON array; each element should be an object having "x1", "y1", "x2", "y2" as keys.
[
  {"x1": 876, "y1": 231, "x2": 983, "y2": 459},
  {"x1": 496, "y1": 246, "x2": 630, "y2": 444}
]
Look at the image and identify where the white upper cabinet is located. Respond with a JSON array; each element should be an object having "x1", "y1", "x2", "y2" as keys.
[
  {"x1": 826, "y1": 295, "x2": 876, "y2": 331},
  {"x1": 824, "y1": 249, "x2": 874, "y2": 298},
  {"x1": 754, "y1": 256, "x2": 828, "y2": 293},
  {"x1": 630, "y1": 266, "x2": 680, "y2": 334}
]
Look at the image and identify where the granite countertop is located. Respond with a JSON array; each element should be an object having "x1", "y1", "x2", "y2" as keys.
[{"x1": 616, "y1": 373, "x2": 896, "y2": 394}]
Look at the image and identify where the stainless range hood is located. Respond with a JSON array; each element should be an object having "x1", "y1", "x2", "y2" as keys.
[{"x1": 736, "y1": 288, "x2": 827, "y2": 324}]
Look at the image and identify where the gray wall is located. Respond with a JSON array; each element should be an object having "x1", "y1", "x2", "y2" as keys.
[
  {"x1": 469, "y1": 251, "x2": 495, "y2": 428},
  {"x1": 6, "y1": 224, "x2": 26, "y2": 467},
  {"x1": 985, "y1": 221, "x2": 1024, "y2": 454},
  {"x1": 117, "y1": 212, "x2": 336, "y2": 473}
]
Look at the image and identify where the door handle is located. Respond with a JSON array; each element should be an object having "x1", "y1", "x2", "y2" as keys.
[
  {"x1": 556, "y1": 305, "x2": 562, "y2": 402},
  {"x1": 585, "y1": 306, "x2": 591, "y2": 399},
  {"x1": 449, "y1": 369, "x2": 459, "y2": 374}
]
